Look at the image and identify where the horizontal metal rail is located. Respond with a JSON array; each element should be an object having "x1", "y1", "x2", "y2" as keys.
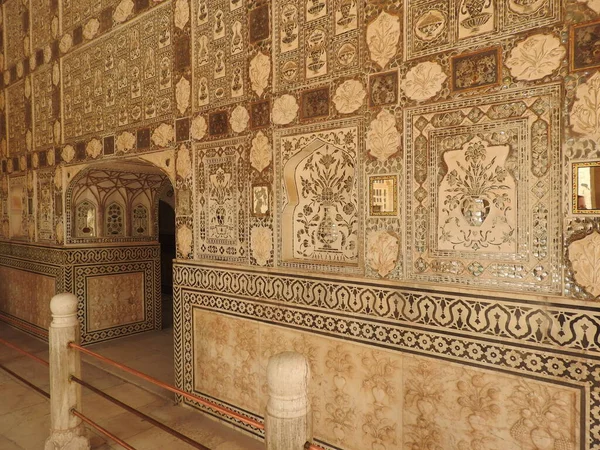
[
  {"x1": 71, "y1": 408, "x2": 137, "y2": 450},
  {"x1": 68, "y1": 342, "x2": 264, "y2": 430},
  {"x1": 305, "y1": 444, "x2": 326, "y2": 450},
  {"x1": 70, "y1": 375, "x2": 210, "y2": 450},
  {"x1": 0, "y1": 337, "x2": 49, "y2": 367},
  {"x1": 0, "y1": 363, "x2": 50, "y2": 399},
  {"x1": 0, "y1": 313, "x2": 49, "y2": 337}
]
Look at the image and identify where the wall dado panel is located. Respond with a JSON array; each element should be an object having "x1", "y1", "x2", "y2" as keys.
[
  {"x1": 0, "y1": 241, "x2": 161, "y2": 344},
  {"x1": 174, "y1": 262, "x2": 592, "y2": 450}
]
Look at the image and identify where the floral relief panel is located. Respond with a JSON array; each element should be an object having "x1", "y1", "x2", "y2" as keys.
[
  {"x1": 194, "y1": 138, "x2": 248, "y2": 262},
  {"x1": 37, "y1": 171, "x2": 54, "y2": 241},
  {"x1": 405, "y1": 0, "x2": 561, "y2": 60},
  {"x1": 8, "y1": 175, "x2": 27, "y2": 239},
  {"x1": 6, "y1": 80, "x2": 29, "y2": 155},
  {"x1": 86, "y1": 272, "x2": 145, "y2": 332},
  {"x1": 275, "y1": 121, "x2": 362, "y2": 271},
  {"x1": 272, "y1": 0, "x2": 363, "y2": 92},
  {"x1": 405, "y1": 84, "x2": 561, "y2": 292},
  {"x1": 191, "y1": 309, "x2": 580, "y2": 450},
  {"x1": 0, "y1": 266, "x2": 54, "y2": 329},
  {"x1": 61, "y1": 2, "x2": 173, "y2": 142},
  {"x1": 32, "y1": 64, "x2": 59, "y2": 152},
  {"x1": 192, "y1": 0, "x2": 248, "y2": 110}
]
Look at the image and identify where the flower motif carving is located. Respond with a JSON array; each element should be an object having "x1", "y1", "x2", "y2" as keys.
[
  {"x1": 250, "y1": 52, "x2": 270, "y2": 97},
  {"x1": 61, "y1": 145, "x2": 75, "y2": 163},
  {"x1": 191, "y1": 115, "x2": 208, "y2": 140},
  {"x1": 230, "y1": 105, "x2": 249, "y2": 133},
  {"x1": 571, "y1": 72, "x2": 600, "y2": 140},
  {"x1": 113, "y1": 0, "x2": 134, "y2": 23},
  {"x1": 176, "y1": 77, "x2": 191, "y2": 115},
  {"x1": 401, "y1": 61, "x2": 447, "y2": 102},
  {"x1": 366, "y1": 230, "x2": 399, "y2": 277},
  {"x1": 333, "y1": 79, "x2": 366, "y2": 114},
  {"x1": 366, "y1": 11, "x2": 400, "y2": 69},
  {"x1": 174, "y1": 0, "x2": 190, "y2": 29},
  {"x1": 152, "y1": 123, "x2": 175, "y2": 147},
  {"x1": 569, "y1": 232, "x2": 600, "y2": 297},
  {"x1": 86, "y1": 138, "x2": 102, "y2": 159},
  {"x1": 176, "y1": 144, "x2": 192, "y2": 180},
  {"x1": 83, "y1": 18, "x2": 100, "y2": 40},
  {"x1": 250, "y1": 131, "x2": 271, "y2": 172},
  {"x1": 506, "y1": 34, "x2": 565, "y2": 81},
  {"x1": 116, "y1": 132, "x2": 136, "y2": 152},
  {"x1": 367, "y1": 109, "x2": 400, "y2": 162},
  {"x1": 251, "y1": 227, "x2": 272, "y2": 266},
  {"x1": 273, "y1": 94, "x2": 298, "y2": 125},
  {"x1": 177, "y1": 224, "x2": 193, "y2": 258}
]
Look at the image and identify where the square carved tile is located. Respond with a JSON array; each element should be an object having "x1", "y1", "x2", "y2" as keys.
[
  {"x1": 250, "y1": 100, "x2": 270, "y2": 129},
  {"x1": 451, "y1": 47, "x2": 501, "y2": 93},
  {"x1": 404, "y1": 83, "x2": 561, "y2": 293},
  {"x1": 570, "y1": 19, "x2": 600, "y2": 72},
  {"x1": 300, "y1": 87, "x2": 330, "y2": 120},
  {"x1": 209, "y1": 111, "x2": 229, "y2": 136},
  {"x1": 369, "y1": 71, "x2": 398, "y2": 107},
  {"x1": 249, "y1": 4, "x2": 270, "y2": 43}
]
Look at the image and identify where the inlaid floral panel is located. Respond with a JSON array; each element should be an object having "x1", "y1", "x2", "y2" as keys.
[
  {"x1": 0, "y1": 265, "x2": 55, "y2": 329},
  {"x1": 272, "y1": 0, "x2": 364, "y2": 92},
  {"x1": 30, "y1": 0, "x2": 58, "y2": 54},
  {"x1": 275, "y1": 120, "x2": 363, "y2": 272},
  {"x1": 3, "y1": 0, "x2": 30, "y2": 72},
  {"x1": 405, "y1": 0, "x2": 561, "y2": 60},
  {"x1": 405, "y1": 83, "x2": 561, "y2": 293},
  {"x1": 192, "y1": 0, "x2": 248, "y2": 110},
  {"x1": 194, "y1": 137, "x2": 248, "y2": 262},
  {"x1": 187, "y1": 305, "x2": 581, "y2": 450},
  {"x1": 37, "y1": 170, "x2": 54, "y2": 241},
  {"x1": 86, "y1": 271, "x2": 145, "y2": 332},
  {"x1": 61, "y1": 2, "x2": 173, "y2": 142},
  {"x1": 32, "y1": 64, "x2": 58, "y2": 152},
  {"x1": 6, "y1": 80, "x2": 29, "y2": 155}
]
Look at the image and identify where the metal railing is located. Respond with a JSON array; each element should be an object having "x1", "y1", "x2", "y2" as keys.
[{"x1": 1, "y1": 295, "x2": 326, "y2": 450}]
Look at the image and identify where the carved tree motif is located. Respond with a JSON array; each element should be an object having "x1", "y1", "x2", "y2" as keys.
[
  {"x1": 366, "y1": 12, "x2": 400, "y2": 69},
  {"x1": 571, "y1": 72, "x2": 600, "y2": 140},
  {"x1": 569, "y1": 232, "x2": 600, "y2": 297},
  {"x1": 367, "y1": 109, "x2": 400, "y2": 162}
]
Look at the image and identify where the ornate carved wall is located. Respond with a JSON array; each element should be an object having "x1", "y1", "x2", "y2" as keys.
[{"x1": 0, "y1": 0, "x2": 598, "y2": 448}]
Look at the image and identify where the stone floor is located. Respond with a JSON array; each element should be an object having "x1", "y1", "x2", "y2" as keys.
[{"x1": 0, "y1": 324, "x2": 264, "y2": 450}]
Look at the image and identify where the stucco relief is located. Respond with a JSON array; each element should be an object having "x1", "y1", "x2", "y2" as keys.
[
  {"x1": 0, "y1": 266, "x2": 54, "y2": 329},
  {"x1": 571, "y1": 72, "x2": 600, "y2": 140},
  {"x1": 277, "y1": 124, "x2": 361, "y2": 269},
  {"x1": 191, "y1": 309, "x2": 580, "y2": 450},
  {"x1": 405, "y1": 85, "x2": 561, "y2": 292},
  {"x1": 569, "y1": 232, "x2": 600, "y2": 298},
  {"x1": 506, "y1": 34, "x2": 565, "y2": 81},
  {"x1": 438, "y1": 137, "x2": 516, "y2": 253},
  {"x1": 61, "y1": 2, "x2": 173, "y2": 141},
  {"x1": 194, "y1": 138, "x2": 248, "y2": 262},
  {"x1": 86, "y1": 272, "x2": 145, "y2": 331}
]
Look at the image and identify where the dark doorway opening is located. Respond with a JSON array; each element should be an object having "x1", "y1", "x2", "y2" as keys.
[{"x1": 158, "y1": 198, "x2": 175, "y2": 329}]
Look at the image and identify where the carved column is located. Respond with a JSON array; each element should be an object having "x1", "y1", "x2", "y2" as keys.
[
  {"x1": 265, "y1": 351, "x2": 312, "y2": 450},
  {"x1": 44, "y1": 293, "x2": 90, "y2": 450}
]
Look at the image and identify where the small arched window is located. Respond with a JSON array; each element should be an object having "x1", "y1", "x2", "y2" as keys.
[
  {"x1": 105, "y1": 202, "x2": 124, "y2": 236},
  {"x1": 132, "y1": 204, "x2": 149, "y2": 236},
  {"x1": 76, "y1": 200, "x2": 96, "y2": 237}
]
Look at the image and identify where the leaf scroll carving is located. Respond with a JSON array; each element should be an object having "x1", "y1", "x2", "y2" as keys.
[{"x1": 366, "y1": 12, "x2": 400, "y2": 70}]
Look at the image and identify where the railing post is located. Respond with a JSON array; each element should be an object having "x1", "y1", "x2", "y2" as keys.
[
  {"x1": 44, "y1": 293, "x2": 90, "y2": 450},
  {"x1": 265, "y1": 351, "x2": 312, "y2": 450}
]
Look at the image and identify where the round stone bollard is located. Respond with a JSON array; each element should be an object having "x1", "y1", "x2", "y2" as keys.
[
  {"x1": 265, "y1": 352, "x2": 312, "y2": 450},
  {"x1": 44, "y1": 293, "x2": 90, "y2": 450}
]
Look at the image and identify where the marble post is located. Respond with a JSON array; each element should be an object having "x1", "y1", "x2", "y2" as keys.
[
  {"x1": 265, "y1": 351, "x2": 312, "y2": 450},
  {"x1": 44, "y1": 293, "x2": 90, "y2": 450}
]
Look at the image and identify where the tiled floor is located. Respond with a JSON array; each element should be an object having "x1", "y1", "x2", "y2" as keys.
[{"x1": 0, "y1": 324, "x2": 264, "y2": 450}]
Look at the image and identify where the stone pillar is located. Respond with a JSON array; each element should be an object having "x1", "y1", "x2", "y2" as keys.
[
  {"x1": 44, "y1": 293, "x2": 90, "y2": 450},
  {"x1": 265, "y1": 351, "x2": 312, "y2": 450}
]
